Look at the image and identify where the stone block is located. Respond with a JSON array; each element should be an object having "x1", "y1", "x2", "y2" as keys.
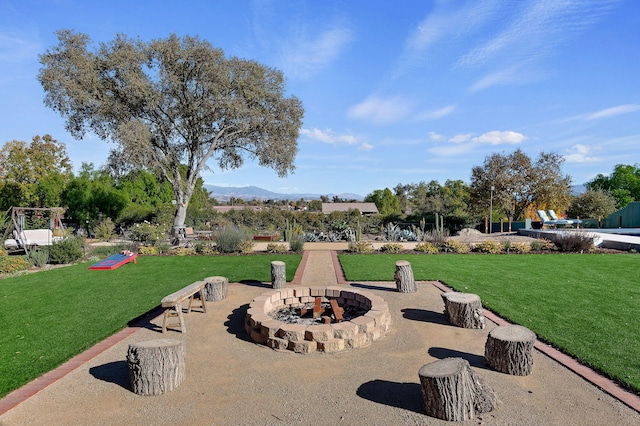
[
  {"x1": 278, "y1": 323, "x2": 307, "y2": 342},
  {"x1": 260, "y1": 319, "x2": 281, "y2": 338},
  {"x1": 331, "y1": 321, "x2": 358, "y2": 339},
  {"x1": 305, "y1": 324, "x2": 333, "y2": 342},
  {"x1": 290, "y1": 340, "x2": 317, "y2": 354},
  {"x1": 364, "y1": 310, "x2": 385, "y2": 327},
  {"x1": 294, "y1": 287, "x2": 310, "y2": 297},
  {"x1": 249, "y1": 312, "x2": 271, "y2": 329},
  {"x1": 250, "y1": 329, "x2": 268, "y2": 344},
  {"x1": 318, "y1": 338, "x2": 345, "y2": 353},
  {"x1": 350, "y1": 316, "x2": 376, "y2": 333},
  {"x1": 366, "y1": 327, "x2": 382, "y2": 342},
  {"x1": 310, "y1": 287, "x2": 324, "y2": 297},
  {"x1": 267, "y1": 337, "x2": 290, "y2": 350},
  {"x1": 345, "y1": 333, "x2": 369, "y2": 349}
]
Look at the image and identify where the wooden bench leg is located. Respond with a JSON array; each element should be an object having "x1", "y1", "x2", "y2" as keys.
[
  {"x1": 186, "y1": 289, "x2": 207, "y2": 314},
  {"x1": 162, "y1": 303, "x2": 186, "y2": 333}
]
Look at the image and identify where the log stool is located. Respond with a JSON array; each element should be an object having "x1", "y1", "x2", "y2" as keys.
[
  {"x1": 418, "y1": 357, "x2": 497, "y2": 421},
  {"x1": 271, "y1": 261, "x2": 286, "y2": 289},
  {"x1": 394, "y1": 260, "x2": 416, "y2": 293},
  {"x1": 485, "y1": 324, "x2": 536, "y2": 376},
  {"x1": 441, "y1": 292, "x2": 486, "y2": 329},
  {"x1": 203, "y1": 276, "x2": 228, "y2": 301},
  {"x1": 127, "y1": 339, "x2": 185, "y2": 395}
]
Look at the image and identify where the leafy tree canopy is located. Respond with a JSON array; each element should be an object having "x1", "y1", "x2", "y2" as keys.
[
  {"x1": 470, "y1": 149, "x2": 572, "y2": 221},
  {"x1": 39, "y1": 30, "x2": 304, "y2": 229},
  {"x1": 0, "y1": 134, "x2": 72, "y2": 208},
  {"x1": 365, "y1": 188, "x2": 401, "y2": 218},
  {"x1": 587, "y1": 164, "x2": 640, "y2": 209},
  {"x1": 567, "y1": 188, "x2": 617, "y2": 219}
]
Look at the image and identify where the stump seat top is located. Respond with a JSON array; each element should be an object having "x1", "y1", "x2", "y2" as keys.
[{"x1": 489, "y1": 324, "x2": 535, "y2": 342}]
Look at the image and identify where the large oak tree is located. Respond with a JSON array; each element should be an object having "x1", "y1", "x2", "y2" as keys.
[
  {"x1": 470, "y1": 149, "x2": 572, "y2": 221},
  {"x1": 39, "y1": 30, "x2": 304, "y2": 230}
]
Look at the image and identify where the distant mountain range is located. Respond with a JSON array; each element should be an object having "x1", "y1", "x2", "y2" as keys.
[
  {"x1": 203, "y1": 184, "x2": 364, "y2": 202},
  {"x1": 203, "y1": 184, "x2": 585, "y2": 202}
]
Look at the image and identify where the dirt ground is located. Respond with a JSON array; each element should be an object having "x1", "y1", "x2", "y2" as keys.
[{"x1": 1, "y1": 280, "x2": 638, "y2": 425}]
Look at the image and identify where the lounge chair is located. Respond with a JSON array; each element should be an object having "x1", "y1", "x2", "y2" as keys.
[
  {"x1": 536, "y1": 210, "x2": 574, "y2": 228},
  {"x1": 547, "y1": 210, "x2": 582, "y2": 225}
]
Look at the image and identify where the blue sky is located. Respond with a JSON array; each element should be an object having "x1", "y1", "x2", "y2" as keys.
[{"x1": 1, "y1": 0, "x2": 638, "y2": 198}]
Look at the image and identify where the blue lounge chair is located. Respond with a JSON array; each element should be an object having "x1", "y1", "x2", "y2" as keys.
[
  {"x1": 537, "y1": 210, "x2": 574, "y2": 227},
  {"x1": 548, "y1": 210, "x2": 582, "y2": 225}
]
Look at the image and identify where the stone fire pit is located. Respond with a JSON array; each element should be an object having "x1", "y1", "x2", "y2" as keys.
[{"x1": 244, "y1": 286, "x2": 391, "y2": 353}]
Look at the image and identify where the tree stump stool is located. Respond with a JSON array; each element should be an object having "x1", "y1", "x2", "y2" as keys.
[
  {"x1": 203, "y1": 276, "x2": 228, "y2": 301},
  {"x1": 394, "y1": 260, "x2": 416, "y2": 293},
  {"x1": 271, "y1": 261, "x2": 286, "y2": 289},
  {"x1": 127, "y1": 339, "x2": 185, "y2": 395},
  {"x1": 441, "y1": 292, "x2": 486, "y2": 329},
  {"x1": 418, "y1": 357, "x2": 497, "y2": 421},
  {"x1": 485, "y1": 324, "x2": 536, "y2": 376}
]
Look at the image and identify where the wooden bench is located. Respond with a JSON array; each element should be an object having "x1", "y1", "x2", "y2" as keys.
[{"x1": 161, "y1": 281, "x2": 207, "y2": 333}]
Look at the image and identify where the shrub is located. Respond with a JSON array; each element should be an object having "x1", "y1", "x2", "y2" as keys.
[
  {"x1": 530, "y1": 238, "x2": 555, "y2": 251},
  {"x1": 138, "y1": 246, "x2": 160, "y2": 255},
  {"x1": 93, "y1": 218, "x2": 116, "y2": 241},
  {"x1": 266, "y1": 243, "x2": 288, "y2": 254},
  {"x1": 239, "y1": 239, "x2": 256, "y2": 254},
  {"x1": 473, "y1": 240, "x2": 503, "y2": 254},
  {"x1": 48, "y1": 236, "x2": 84, "y2": 264},
  {"x1": 424, "y1": 229, "x2": 449, "y2": 247},
  {"x1": 380, "y1": 243, "x2": 403, "y2": 253},
  {"x1": 129, "y1": 222, "x2": 167, "y2": 245},
  {"x1": 0, "y1": 253, "x2": 30, "y2": 274},
  {"x1": 414, "y1": 242, "x2": 439, "y2": 254},
  {"x1": 214, "y1": 226, "x2": 252, "y2": 253},
  {"x1": 195, "y1": 241, "x2": 218, "y2": 255},
  {"x1": 554, "y1": 232, "x2": 595, "y2": 253},
  {"x1": 347, "y1": 241, "x2": 374, "y2": 253},
  {"x1": 90, "y1": 244, "x2": 126, "y2": 258},
  {"x1": 507, "y1": 242, "x2": 531, "y2": 254},
  {"x1": 442, "y1": 240, "x2": 470, "y2": 253},
  {"x1": 171, "y1": 247, "x2": 196, "y2": 256},
  {"x1": 29, "y1": 248, "x2": 49, "y2": 267},
  {"x1": 154, "y1": 241, "x2": 172, "y2": 254},
  {"x1": 289, "y1": 234, "x2": 305, "y2": 252}
]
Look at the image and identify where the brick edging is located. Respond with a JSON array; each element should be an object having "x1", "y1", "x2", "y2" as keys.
[
  {"x1": 331, "y1": 250, "x2": 348, "y2": 285},
  {"x1": 431, "y1": 280, "x2": 640, "y2": 414}
]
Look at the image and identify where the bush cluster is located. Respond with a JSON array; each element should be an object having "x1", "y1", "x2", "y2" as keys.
[
  {"x1": 414, "y1": 242, "x2": 440, "y2": 254},
  {"x1": 213, "y1": 226, "x2": 251, "y2": 253},
  {"x1": 530, "y1": 238, "x2": 555, "y2": 251},
  {"x1": 554, "y1": 232, "x2": 595, "y2": 253},
  {"x1": 194, "y1": 241, "x2": 218, "y2": 255},
  {"x1": 93, "y1": 218, "x2": 116, "y2": 241},
  {"x1": 266, "y1": 243, "x2": 288, "y2": 254},
  {"x1": 48, "y1": 236, "x2": 84, "y2": 264},
  {"x1": 380, "y1": 243, "x2": 404, "y2": 253},
  {"x1": 442, "y1": 240, "x2": 471, "y2": 253},
  {"x1": 0, "y1": 250, "x2": 30, "y2": 274},
  {"x1": 28, "y1": 249, "x2": 49, "y2": 267},
  {"x1": 347, "y1": 241, "x2": 374, "y2": 253},
  {"x1": 473, "y1": 240, "x2": 503, "y2": 254},
  {"x1": 506, "y1": 241, "x2": 531, "y2": 254},
  {"x1": 129, "y1": 222, "x2": 167, "y2": 245}
]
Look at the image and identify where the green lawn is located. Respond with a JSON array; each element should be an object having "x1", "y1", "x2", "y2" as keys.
[
  {"x1": 0, "y1": 254, "x2": 301, "y2": 398},
  {"x1": 339, "y1": 253, "x2": 640, "y2": 394}
]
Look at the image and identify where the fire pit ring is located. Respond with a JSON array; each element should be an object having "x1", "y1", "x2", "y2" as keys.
[{"x1": 244, "y1": 286, "x2": 391, "y2": 353}]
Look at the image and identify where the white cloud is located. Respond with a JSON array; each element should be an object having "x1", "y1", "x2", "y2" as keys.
[
  {"x1": 471, "y1": 130, "x2": 525, "y2": 145},
  {"x1": 414, "y1": 104, "x2": 456, "y2": 121},
  {"x1": 358, "y1": 142, "x2": 373, "y2": 151},
  {"x1": 347, "y1": 95, "x2": 413, "y2": 124},
  {"x1": 428, "y1": 131, "x2": 445, "y2": 141},
  {"x1": 449, "y1": 133, "x2": 472, "y2": 143},
  {"x1": 564, "y1": 144, "x2": 600, "y2": 163},
  {"x1": 300, "y1": 128, "x2": 357, "y2": 145},
  {"x1": 427, "y1": 143, "x2": 474, "y2": 157},
  {"x1": 279, "y1": 26, "x2": 353, "y2": 80},
  {"x1": 585, "y1": 104, "x2": 640, "y2": 120}
]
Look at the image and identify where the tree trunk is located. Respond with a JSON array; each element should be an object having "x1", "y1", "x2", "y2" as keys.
[
  {"x1": 203, "y1": 276, "x2": 229, "y2": 301},
  {"x1": 419, "y1": 357, "x2": 497, "y2": 421},
  {"x1": 127, "y1": 339, "x2": 185, "y2": 395},
  {"x1": 394, "y1": 260, "x2": 416, "y2": 293},
  {"x1": 271, "y1": 261, "x2": 286, "y2": 289},
  {"x1": 172, "y1": 201, "x2": 188, "y2": 234},
  {"x1": 485, "y1": 324, "x2": 535, "y2": 376},
  {"x1": 441, "y1": 292, "x2": 486, "y2": 329}
]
